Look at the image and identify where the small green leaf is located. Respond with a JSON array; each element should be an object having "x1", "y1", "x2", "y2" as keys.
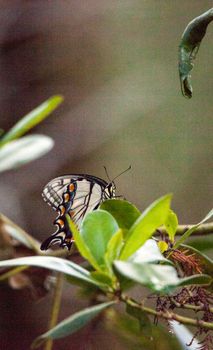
[
  {"x1": 80, "y1": 210, "x2": 119, "y2": 269},
  {"x1": 0, "y1": 135, "x2": 54, "y2": 172},
  {"x1": 66, "y1": 215, "x2": 101, "y2": 271},
  {"x1": 104, "y1": 229, "x2": 123, "y2": 271},
  {"x1": 0, "y1": 95, "x2": 63, "y2": 146},
  {"x1": 100, "y1": 199, "x2": 140, "y2": 235},
  {"x1": 32, "y1": 301, "x2": 116, "y2": 348},
  {"x1": 178, "y1": 9, "x2": 213, "y2": 98},
  {"x1": 165, "y1": 210, "x2": 178, "y2": 242},
  {"x1": 174, "y1": 208, "x2": 213, "y2": 249},
  {"x1": 0, "y1": 256, "x2": 103, "y2": 288},
  {"x1": 120, "y1": 194, "x2": 172, "y2": 260},
  {"x1": 178, "y1": 274, "x2": 212, "y2": 287}
]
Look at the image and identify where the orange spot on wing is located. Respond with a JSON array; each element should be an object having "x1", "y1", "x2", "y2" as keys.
[
  {"x1": 64, "y1": 193, "x2": 70, "y2": 202},
  {"x1": 56, "y1": 219, "x2": 64, "y2": 228},
  {"x1": 69, "y1": 183, "x2": 75, "y2": 192},
  {"x1": 59, "y1": 205, "x2": 65, "y2": 215}
]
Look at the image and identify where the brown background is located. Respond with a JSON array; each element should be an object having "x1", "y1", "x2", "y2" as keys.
[{"x1": 0, "y1": 1, "x2": 212, "y2": 349}]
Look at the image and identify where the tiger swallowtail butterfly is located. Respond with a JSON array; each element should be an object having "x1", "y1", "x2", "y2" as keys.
[{"x1": 40, "y1": 174, "x2": 116, "y2": 251}]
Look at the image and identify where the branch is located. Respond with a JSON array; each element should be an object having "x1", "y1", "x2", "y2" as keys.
[
  {"x1": 44, "y1": 272, "x2": 64, "y2": 350},
  {"x1": 155, "y1": 222, "x2": 213, "y2": 236},
  {"x1": 120, "y1": 294, "x2": 213, "y2": 331}
]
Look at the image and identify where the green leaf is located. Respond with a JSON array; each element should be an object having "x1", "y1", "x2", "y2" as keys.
[
  {"x1": 80, "y1": 210, "x2": 119, "y2": 269},
  {"x1": 100, "y1": 199, "x2": 140, "y2": 234},
  {"x1": 66, "y1": 215, "x2": 101, "y2": 271},
  {"x1": 0, "y1": 135, "x2": 54, "y2": 172},
  {"x1": 104, "y1": 229, "x2": 123, "y2": 271},
  {"x1": 165, "y1": 209, "x2": 178, "y2": 242},
  {"x1": 114, "y1": 261, "x2": 179, "y2": 292},
  {"x1": 178, "y1": 274, "x2": 212, "y2": 287},
  {"x1": 188, "y1": 236, "x2": 213, "y2": 252},
  {"x1": 114, "y1": 261, "x2": 211, "y2": 293},
  {"x1": 174, "y1": 208, "x2": 213, "y2": 249},
  {"x1": 0, "y1": 256, "x2": 105, "y2": 288},
  {"x1": 32, "y1": 301, "x2": 116, "y2": 348},
  {"x1": 120, "y1": 194, "x2": 172, "y2": 260},
  {"x1": 0, "y1": 95, "x2": 63, "y2": 146},
  {"x1": 179, "y1": 9, "x2": 213, "y2": 98},
  {"x1": 129, "y1": 239, "x2": 172, "y2": 265},
  {"x1": 90, "y1": 271, "x2": 114, "y2": 286}
]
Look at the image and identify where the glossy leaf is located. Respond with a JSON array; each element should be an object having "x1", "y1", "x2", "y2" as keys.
[
  {"x1": 120, "y1": 194, "x2": 172, "y2": 260},
  {"x1": 32, "y1": 301, "x2": 116, "y2": 348},
  {"x1": 179, "y1": 9, "x2": 213, "y2": 98},
  {"x1": 0, "y1": 95, "x2": 63, "y2": 146},
  {"x1": 0, "y1": 256, "x2": 105, "y2": 288},
  {"x1": 100, "y1": 199, "x2": 140, "y2": 234},
  {"x1": 80, "y1": 210, "x2": 119, "y2": 269},
  {"x1": 0, "y1": 135, "x2": 54, "y2": 172},
  {"x1": 129, "y1": 239, "x2": 171, "y2": 265},
  {"x1": 165, "y1": 209, "x2": 178, "y2": 242},
  {"x1": 174, "y1": 208, "x2": 213, "y2": 249},
  {"x1": 114, "y1": 261, "x2": 211, "y2": 293},
  {"x1": 114, "y1": 261, "x2": 179, "y2": 292}
]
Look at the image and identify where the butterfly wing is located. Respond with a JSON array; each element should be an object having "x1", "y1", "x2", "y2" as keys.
[{"x1": 41, "y1": 175, "x2": 108, "y2": 250}]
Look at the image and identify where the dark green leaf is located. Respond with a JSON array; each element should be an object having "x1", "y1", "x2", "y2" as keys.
[
  {"x1": 80, "y1": 210, "x2": 119, "y2": 269},
  {"x1": 178, "y1": 274, "x2": 212, "y2": 287},
  {"x1": 0, "y1": 95, "x2": 63, "y2": 146},
  {"x1": 174, "y1": 208, "x2": 213, "y2": 249},
  {"x1": 100, "y1": 199, "x2": 140, "y2": 234},
  {"x1": 179, "y1": 9, "x2": 213, "y2": 98},
  {"x1": 32, "y1": 301, "x2": 116, "y2": 348},
  {"x1": 165, "y1": 209, "x2": 178, "y2": 242},
  {"x1": 120, "y1": 194, "x2": 172, "y2": 260},
  {"x1": 188, "y1": 236, "x2": 213, "y2": 252},
  {"x1": 0, "y1": 135, "x2": 54, "y2": 172}
]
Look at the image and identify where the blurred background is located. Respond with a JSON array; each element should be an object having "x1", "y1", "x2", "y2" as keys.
[{"x1": 0, "y1": 1, "x2": 212, "y2": 349}]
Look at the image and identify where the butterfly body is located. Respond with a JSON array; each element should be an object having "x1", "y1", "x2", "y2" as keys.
[{"x1": 41, "y1": 174, "x2": 116, "y2": 250}]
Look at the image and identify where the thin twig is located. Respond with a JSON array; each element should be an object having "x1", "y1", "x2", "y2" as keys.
[
  {"x1": 155, "y1": 223, "x2": 213, "y2": 236},
  {"x1": 44, "y1": 272, "x2": 64, "y2": 350},
  {"x1": 120, "y1": 294, "x2": 213, "y2": 331}
]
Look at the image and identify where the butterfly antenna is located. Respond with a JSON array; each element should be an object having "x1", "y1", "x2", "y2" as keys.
[
  {"x1": 103, "y1": 166, "x2": 111, "y2": 182},
  {"x1": 112, "y1": 165, "x2": 132, "y2": 182}
]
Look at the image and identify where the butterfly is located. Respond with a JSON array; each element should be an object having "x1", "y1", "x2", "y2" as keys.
[{"x1": 40, "y1": 173, "x2": 117, "y2": 251}]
